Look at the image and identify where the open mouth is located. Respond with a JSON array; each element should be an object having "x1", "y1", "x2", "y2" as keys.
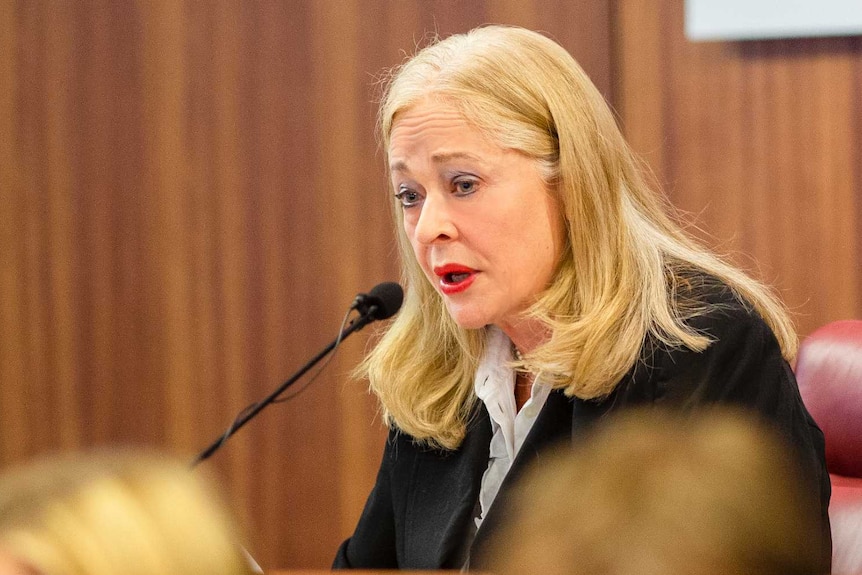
[
  {"x1": 433, "y1": 264, "x2": 478, "y2": 295},
  {"x1": 445, "y1": 272, "x2": 472, "y2": 284}
]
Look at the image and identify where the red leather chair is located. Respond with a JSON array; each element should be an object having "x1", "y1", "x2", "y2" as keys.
[{"x1": 796, "y1": 320, "x2": 862, "y2": 574}]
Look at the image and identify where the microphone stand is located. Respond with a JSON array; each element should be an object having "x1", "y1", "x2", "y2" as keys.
[{"x1": 191, "y1": 304, "x2": 381, "y2": 466}]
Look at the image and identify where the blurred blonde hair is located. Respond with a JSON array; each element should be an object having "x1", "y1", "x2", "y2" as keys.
[
  {"x1": 486, "y1": 408, "x2": 822, "y2": 575},
  {"x1": 360, "y1": 25, "x2": 797, "y2": 450},
  {"x1": 0, "y1": 450, "x2": 253, "y2": 575}
]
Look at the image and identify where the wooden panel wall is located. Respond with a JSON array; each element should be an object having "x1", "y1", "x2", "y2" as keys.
[
  {"x1": 615, "y1": 0, "x2": 862, "y2": 336},
  {"x1": 0, "y1": 1, "x2": 611, "y2": 569},
  {"x1": 6, "y1": 0, "x2": 859, "y2": 569}
]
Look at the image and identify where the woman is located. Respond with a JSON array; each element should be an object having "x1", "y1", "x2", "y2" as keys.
[
  {"x1": 333, "y1": 25, "x2": 830, "y2": 571},
  {"x1": 0, "y1": 450, "x2": 254, "y2": 575}
]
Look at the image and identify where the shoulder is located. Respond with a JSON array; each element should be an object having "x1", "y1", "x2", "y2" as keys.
[
  {"x1": 664, "y1": 271, "x2": 772, "y2": 358},
  {"x1": 626, "y1": 275, "x2": 788, "y2": 407}
]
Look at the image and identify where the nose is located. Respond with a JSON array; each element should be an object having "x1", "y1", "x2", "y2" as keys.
[{"x1": 413, "y1": 194, "x2": 457, "y2": 245}]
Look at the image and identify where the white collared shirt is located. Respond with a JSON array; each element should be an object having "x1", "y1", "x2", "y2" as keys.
[{"x1": 473, "y1": 326, "x2": 552, "y2": 529}]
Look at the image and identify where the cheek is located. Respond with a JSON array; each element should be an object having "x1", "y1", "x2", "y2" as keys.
[
  {"x1": 518, "y1": 209, "x2": 562, "y2": 281},
  {"x1": 539, "y1": 222, "x2": 562, "y2": 276},
  {"x1": 403, "y1": 221, "x2": 431, "y2": 271},
  {"x1": 401, "y1": 211, "x2": 420, "y2": 243},
  {"x1": 535, "y1": 196, "x2": 565, "y2": 265},
  {"x1": 403, "y1": 221, "x2": 418, "y2": 253}
]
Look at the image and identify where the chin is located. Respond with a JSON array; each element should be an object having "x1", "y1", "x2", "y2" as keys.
[{"x1": 445, "y1": 304, "x2": 492, "y2": 331}]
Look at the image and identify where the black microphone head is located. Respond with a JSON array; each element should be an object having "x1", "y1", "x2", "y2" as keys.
[{"x1": 366, "y1": 282, "x2": 404, "y2": 320}]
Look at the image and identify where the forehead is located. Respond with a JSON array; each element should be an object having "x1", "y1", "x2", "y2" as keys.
[{"x1": 388, "y1": 100, "x2": 501, "y2": 171}]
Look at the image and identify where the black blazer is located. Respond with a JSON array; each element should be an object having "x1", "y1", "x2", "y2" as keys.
[{"x1": 333, "y1": 287, "x2": 831, "y2": 571}]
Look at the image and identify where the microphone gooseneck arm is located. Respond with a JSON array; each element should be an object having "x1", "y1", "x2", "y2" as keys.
[{"x1": 192, "y1": 282, "x2": 402, "y2": 467}]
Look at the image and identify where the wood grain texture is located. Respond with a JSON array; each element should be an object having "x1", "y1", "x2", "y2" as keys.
[
  {"x1": 615, "y1": 0, "x2": 861, "y2": 337},
  {"x1": 5, "y1": 0, "x2": 862, "y2": 569},
  {"x1": 0, "y1": 1, "x2": 611, "y2": 569},
  {"x1": 4, "y1": 0, "x2": 859, "y2": 570}
]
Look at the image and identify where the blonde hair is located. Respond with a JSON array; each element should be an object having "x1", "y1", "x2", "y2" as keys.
[
  {"x1": 484, "y1": 409, "x2": 822, "y2": 575},
  {"x1": 0, "y1": 450, "x2": 253, "y2": 575},
  {"x1": 360, "y1": 25, "x2": 797, "y2": 450}
]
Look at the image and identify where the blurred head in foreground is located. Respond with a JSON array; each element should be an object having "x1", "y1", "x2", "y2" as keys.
[
  {"x1": 486, "y1": 409, "x2": 822, "y2": 575},
  {"x1": 0, "y1": 450, "x2": 253, "y2": 575}
]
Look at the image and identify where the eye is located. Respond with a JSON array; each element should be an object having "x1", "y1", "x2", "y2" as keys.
[
  {"x1": 453, "y1": 178, "x2": 478, "y2": 195},
  {"x1": 394, "y1": 187, "x2": 422, "y2": 208}
]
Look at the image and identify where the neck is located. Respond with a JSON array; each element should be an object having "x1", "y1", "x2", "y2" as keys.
[
  {"x1": 500, "y1": 316, "x2": 549, "y2": 356},
  {"x1": 514, "y1": 371, "x2": 533, "y2": 412}
]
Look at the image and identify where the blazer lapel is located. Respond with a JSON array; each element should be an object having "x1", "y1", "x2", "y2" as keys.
[
  {"x1": 401, "y1": 405, "x2": 492, "y2": 569},
  {"x1": 468, "y1": 389, "x2": 616, "y2": 567},
  {"x1": 469, "y1": 389, "x2": 574, "y2": 563}
]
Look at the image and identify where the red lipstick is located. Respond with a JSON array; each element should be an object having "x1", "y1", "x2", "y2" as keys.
[{"x1": 433, "y1": 264, "x2": 478, "y2": 295}]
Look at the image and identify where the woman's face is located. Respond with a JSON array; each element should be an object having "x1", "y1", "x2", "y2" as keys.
[{"x1": 388, "y1": 99, "x2": 564, "y2": 334}]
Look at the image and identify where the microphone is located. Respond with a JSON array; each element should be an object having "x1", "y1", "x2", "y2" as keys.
[
  {"x1": 192, "y1": 282, "x2": 404, "y2": 466},
  {"x1": 351, "y1": 281, "x2": 404, "y2": 320}
]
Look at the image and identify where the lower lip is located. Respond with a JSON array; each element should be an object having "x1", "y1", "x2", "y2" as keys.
[{"x1": 439, "y1": 273, "x2": 477, "y2": 295}]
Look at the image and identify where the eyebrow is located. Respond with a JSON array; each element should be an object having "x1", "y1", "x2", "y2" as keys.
[{"x1": 389, "y1": 151, "x2": 484, "y2": 173}]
